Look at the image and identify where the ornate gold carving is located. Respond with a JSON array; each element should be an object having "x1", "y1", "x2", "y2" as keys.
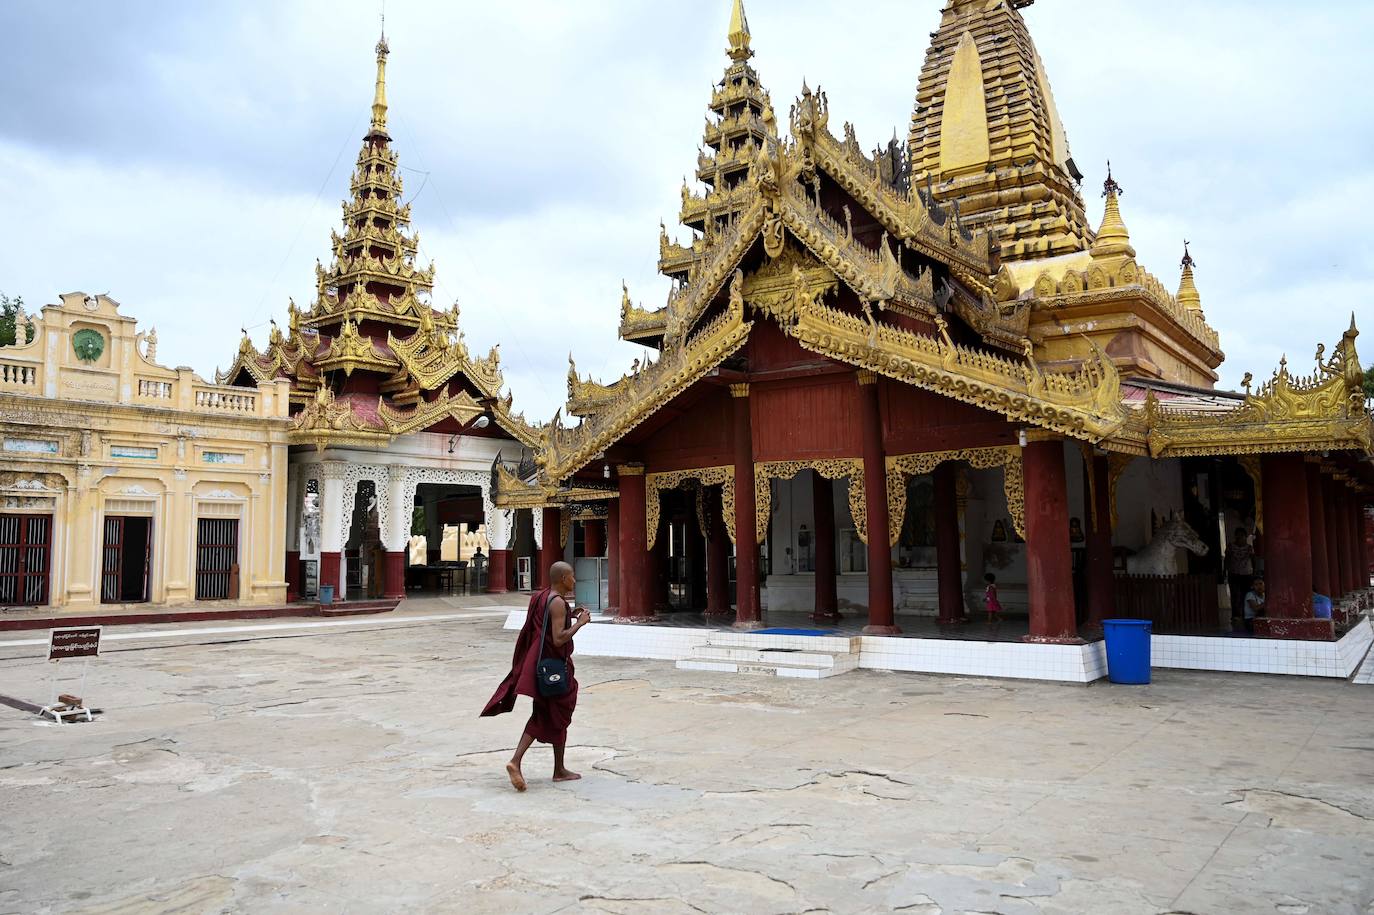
[
  {"x1": 729, "y1": 382, "x2": 751, "y2": 398},
  {"x1": 559, "y1": 509, "x2": 571, "y2": 549},
  {"x1": 885, "y1": 447, "x2": 1024, "y2": 545},
  {"x1": 753, "y1": 460, "x2": 865, "y2": 545},
  {"x1": 790, "y1": 296, "x2": 1124, "y2": 442},
  {"x1": 856, "y1": 370, "x2": 877, "y2": 386},
  {"x1": 289, "y1": 386, "x2": 385, "y2": 451},
  {"x1": 1144, "y1": 321, "x2": 1372, "y2": 458},
  {"x1": 1106, "y1": 452, "x2": 1134, "y2": 532},
  {"x1": 618, "y1": 463, "x2": 645, "y2": 477},
  {"x1": 1237, "y1": 454, "x2": 1264, "y2": 534},
  {"x1": 646, "y1": 466, "x2": 735, "y2": 549},
  {"x1": 377, "y1": 388, "x2": 483, "y2": 436},
  {"x1": 740, "y1": 246, "x2": 839, "y2": 327},
  {"x1": 540, "y1": 290, "x2": 752, "y2": 481},
  {"x1": 317, "y1": 318, "x2": 400, "y2": 376}
]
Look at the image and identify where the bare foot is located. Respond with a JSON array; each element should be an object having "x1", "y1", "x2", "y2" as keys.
[
  {"x1": 506, "y1": 761, "x2": 527, "y2": 792},
  {"x1": 552, "y1": 769, "x2": 582, "y2": 782}
]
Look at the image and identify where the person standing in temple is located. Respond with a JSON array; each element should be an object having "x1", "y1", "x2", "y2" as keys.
[
  {"x1": 481, "y1": 560, "x2": 590, "y2": 791},
  {"x1": 1225, "y1": 527, "x2": 1255, "y2": 632}
]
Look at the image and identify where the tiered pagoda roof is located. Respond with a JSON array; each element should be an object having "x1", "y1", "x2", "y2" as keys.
[
  {"x1": 218, "y1": 35, "x2": 540, "y2": 452},
  {"x1": 531, "y1": 0, "x2": 1372, "y2": 495}
]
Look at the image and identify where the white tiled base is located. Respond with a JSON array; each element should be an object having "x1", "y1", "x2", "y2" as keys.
[
  {"x1": 1151, "y1": 618, "x2": 1373, "y2": 679},
  {"x1": 503, "y1": 612, "x2": 1374, "y2": 684},
  {"x1": 861, "y1": 636, "x2": 1105, "y2": 683}
]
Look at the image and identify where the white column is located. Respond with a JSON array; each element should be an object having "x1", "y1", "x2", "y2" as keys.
[
  {"x1": 320, "y1": 464, "x2": 345, "y2": 554},
  {"x1": 285, "y1": 466, "x2": 301, "y2": 553},
  {"x1": 384, "y1": 465, "x2": 410, "y2": 552}
]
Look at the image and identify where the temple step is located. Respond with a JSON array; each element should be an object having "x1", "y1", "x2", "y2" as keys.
[{"x1": 675, "y1": 633, "x2": 860, "y2": 679}]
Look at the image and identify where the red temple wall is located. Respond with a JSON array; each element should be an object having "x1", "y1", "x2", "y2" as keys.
[
  {"x1": 879, "y1": 377, "x2": 1015, "y2": 455},
  {"x1": 640, "y1": 387, "x2": 734, "y2": 472},
  {"x1": 752, "y1": 375, "x2": 862, "y2": 461}
]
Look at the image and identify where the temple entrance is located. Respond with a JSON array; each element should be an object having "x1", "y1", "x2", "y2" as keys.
[
  {"x1": 101, "y1": 515, "x2": 151, "y2": 603},
  {"x1": 403, "y1": 482, "x2": 488, "y2": 596},
  {"x1": 344, "y1": 480, "x2": 383, "y2": 600}
]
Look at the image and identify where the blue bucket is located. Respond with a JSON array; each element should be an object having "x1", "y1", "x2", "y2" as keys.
[
  {"x1": 1102, "y1": 618, "x2": 1152, "y2": 684},
  {"x1": 319, "y1": 585, "x2": 335, "y2": 606}
]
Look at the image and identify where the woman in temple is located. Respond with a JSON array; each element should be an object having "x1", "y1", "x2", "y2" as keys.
[{"x1": 480, "y1": 560, "x2": 590, "y2": 791}]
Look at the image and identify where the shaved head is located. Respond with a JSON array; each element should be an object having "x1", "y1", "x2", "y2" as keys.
[{"x1": 550, "y1": 561, "x2": 574, "y2": 587}]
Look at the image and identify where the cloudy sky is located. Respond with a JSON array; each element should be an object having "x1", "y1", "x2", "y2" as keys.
[{"x1": 4, "y1": 1, "x2": 1371, "y2": 421}]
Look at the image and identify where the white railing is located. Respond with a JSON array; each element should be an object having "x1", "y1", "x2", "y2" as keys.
[
  {"x1": 0, "y1": 362, "x2": 37, "y2": 389},
  {"x1": 137, "y1": 378, "x2": 173, "y2": 399},
  {"x1": 194, "y1": 387, "x2": 257, "y2": 413}
]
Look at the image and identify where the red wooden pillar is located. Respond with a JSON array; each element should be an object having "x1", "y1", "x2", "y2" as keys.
[
  {"x1": 1358, "y1": 502, "x2": 1371, "y2": 588},
  {"x1": 616, "y1": 464, "x2": 652, "y2": 620},
  {"x1": 606, "y1": 500, "x2": 620, "y2": 611},
  {"x1": 382, "y1": 551, "x2": 406, "y2": 599},
  {"x1": 1306, "y1": 463, "x2": 1331, "y2": 597},
  {"x1": 1260, "y1": 453, "x2": 1312, "y2": 618},
  {"x1": 1343, "y1": 489, "x2": 1362, "y2": 593},
  {"x1": 731, "y1": 384, "x2": 761, "y2": 628},
  {"x1": 812, "y1": 472, "x2": 839, "y2": 623},
  {"x1": 858, "y1": 372, "x2": 898, "y2": 634},
  {"x1": 1022, "y1": 438, "x2": 1077, "y2": 642},
  {"x1": 584, "y1": 520, "x2": 604, "y2": 558},
  {"x1": 319, "y1": 551, "x2": 341, "y2": 600},
  {"x1": 934, "y1": 462, "x2": 964, "y2": 624},
  {"x1": 686, "y1": 509, "x2": 706, "y2": 610},
  {"x1": 285, "y1": 550, "x2": 301, "y2": 602},
  {"x1": 1083, "y1": 453, "x2": 1116, "y2": 629},
  {"x1": 487, "y1": 549, "x2": 510, "y2": 594},
  {"x1": 706, "y1": 488, "x2": 730, "y2": 616},
  {"x1": 1324, "y1": 476, "x2": 1343, "y2": 599},
  {"x1": 539, "y1": 507, "x2": 560, "y2": 590}
]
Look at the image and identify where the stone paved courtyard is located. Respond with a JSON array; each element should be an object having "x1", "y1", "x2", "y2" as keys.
[{"x1": 2, "y1": 608, "x2": 1373, "y2": 914}]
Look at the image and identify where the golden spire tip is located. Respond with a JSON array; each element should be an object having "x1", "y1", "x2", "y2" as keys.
[{"x1": 727, "y1": 0, "x2": 753, "y2": 61}]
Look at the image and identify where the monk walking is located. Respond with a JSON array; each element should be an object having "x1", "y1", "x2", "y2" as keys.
[{"x1": 481, "y1": 560, "x2": 590, "y2": 791}]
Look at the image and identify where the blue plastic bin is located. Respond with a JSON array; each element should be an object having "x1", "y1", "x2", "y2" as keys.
[
  {"x1": 1102, "y1": 618, "x2": 1152, "y2": 684},
  {"x1": 1313, "y1": 594, "x2": 1332, "y2": 620},
  {"x1": 319, "y1": 585, "x2": 335, "y2": 606}
]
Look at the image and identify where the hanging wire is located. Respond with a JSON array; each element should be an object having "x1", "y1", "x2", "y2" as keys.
[
  {"x1": 392, "y1": 108, "x2": 558, "y2": 413},
  {"x1": 244, "y1": 112, "x2": 365, "y2": 336}
]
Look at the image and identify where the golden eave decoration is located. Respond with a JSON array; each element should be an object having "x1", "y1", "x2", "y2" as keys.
[
  {"x1": 490, "y1": 459, "x2": 618, "y2": 510},
  {"x1": 377, "y1": 388, "x2": 485, "y2": 437},
  {"x1": 316, "y1": 319, "x2": 399, "y2": 376},
  {"x1": 1142, "y1": 319, "x2": 1373, "y2": 458}
]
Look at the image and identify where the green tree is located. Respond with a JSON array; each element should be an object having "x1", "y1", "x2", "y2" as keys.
[
  {"x1": 1365, "y1": 366, "x2": 1374, "y2": 400},
  {"x1": 0, "y1": 292, "x2": 34, "y2": 347}
]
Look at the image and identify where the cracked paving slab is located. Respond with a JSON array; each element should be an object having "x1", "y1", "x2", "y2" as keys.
[{"x1": 1, "y1": 610, "x2": 1373, "y2": 913}]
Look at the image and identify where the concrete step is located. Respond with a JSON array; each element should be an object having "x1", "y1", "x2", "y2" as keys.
[
  {"x1": 703, "y1": 631, "x2": 859, "y2": 654},
  {"x1": 675, "y1": 656, "x2": 854, "y2": 679},
  {"x1": 687, "y1": 645, "x2": 854, "y2": 668}
]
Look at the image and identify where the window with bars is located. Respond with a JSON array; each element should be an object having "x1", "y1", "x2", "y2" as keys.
[
  {"x1": 195, "y1": 518, "x2": 239, "y2": 600},
  {"x1": 0, "y1": 514, "x2": 51, "y2": 606}
]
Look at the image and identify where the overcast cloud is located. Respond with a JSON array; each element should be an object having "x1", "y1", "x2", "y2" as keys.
[{"x1": 3, "y1": 1, "x2": 1371, "y2": 421}]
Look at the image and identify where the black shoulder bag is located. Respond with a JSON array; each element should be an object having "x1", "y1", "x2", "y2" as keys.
[{"x1": 535, "y1": 591, "x2": 571, "y2": 698}]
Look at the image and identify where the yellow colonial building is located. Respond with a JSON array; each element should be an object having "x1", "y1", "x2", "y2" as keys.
[{"x1": 0, "y1": 292, "x2": 291, "y2": 610}]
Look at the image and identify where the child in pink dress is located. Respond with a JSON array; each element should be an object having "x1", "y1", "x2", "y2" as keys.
[{"x1": 983, "y1": 573, "x2": 1003, "y2": 623}]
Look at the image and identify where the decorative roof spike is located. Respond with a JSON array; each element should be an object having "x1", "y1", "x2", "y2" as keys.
[
  {"x1": 726, "y1": 0, "x2": 753, "y2": 61},
  {"x1": 369, "y1": 30, "x2": 391, "y2": 137},
  {"x1": 1090, "y1": 160, "x2": 1135, "y2": 259},
  {"x1": 1177, "y1": 240, "x2": 1202, "y2": 312}
]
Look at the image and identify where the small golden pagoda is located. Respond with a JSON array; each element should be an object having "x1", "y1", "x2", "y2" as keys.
[{"x1": 218, "y1": 34, "x2": 539, "y2": 452}]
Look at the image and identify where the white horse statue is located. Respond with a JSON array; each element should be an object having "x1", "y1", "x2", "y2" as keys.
[{"x1": 1126, "y1": 514, "x2": 1209, "y2": 576}]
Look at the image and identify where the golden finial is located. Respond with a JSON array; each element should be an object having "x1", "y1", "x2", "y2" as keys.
[
  {"x1": 726, "y1": 0, "x2": 753, "y2": 62},
  {"x1": 1090, "y1": 160, "x2": 1135, "y2": 259},
  {"x1": 370, "y1": 27, "x2": 391, "y2": 136},
  {"x1": 1177, "y1": 240, "x2": 1202, "y2": 312}
]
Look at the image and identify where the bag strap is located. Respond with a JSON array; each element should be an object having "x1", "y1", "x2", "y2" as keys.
[{"x1": 535, "y1": 589, "x2": 557, "y2": 664}]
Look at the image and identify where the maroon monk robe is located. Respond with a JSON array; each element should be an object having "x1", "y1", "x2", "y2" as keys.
[{"x1": 480, "y1": 587, "x2": 579, "y2": 745}]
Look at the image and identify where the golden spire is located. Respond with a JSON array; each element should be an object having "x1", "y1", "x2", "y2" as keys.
[
  {"x1": 370, "y1": 30, "x2": 390, "y2": 137},
  {"x1": 1090, "y1": 161, "x2": 1136, "y2": 259},
  {"x1": 1177, "y1": 241, "x2": 1202, "y2": 312},
  {"x1": 726, "y1": 0, "x2": 753, "y2": 61}
]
